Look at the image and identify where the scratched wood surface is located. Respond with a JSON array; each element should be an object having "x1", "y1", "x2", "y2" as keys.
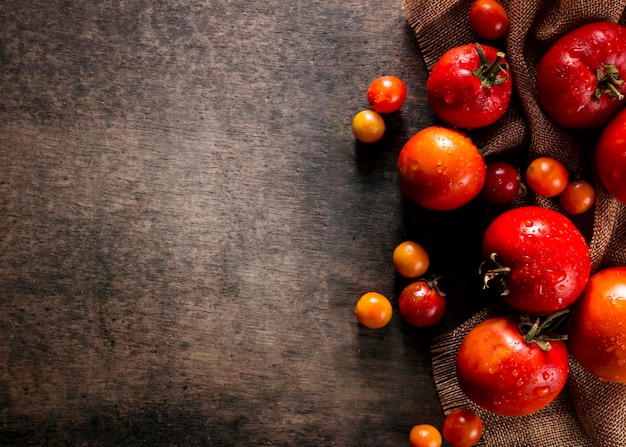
[{"x1": 0, "y1": 1, "x2": 489, "y2": 445}]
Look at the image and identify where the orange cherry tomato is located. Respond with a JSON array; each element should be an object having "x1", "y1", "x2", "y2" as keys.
[
  {"x1": 352, "y1": 109, "x2": 385, "y2": 143},
  {"x1": 559, "y1": 180, "x2": 595, "y2": 214},
  {"x1": 354, "y1": 292, "x2": 392, "y2": 329},
  {"x1": 469, "y1": 0, "x2": 509, "y2": 41},
  {"x1": 525, "y1": 156, "x2": 569, "y2": 197},
  {"x1": 392, "y1": 241, "x2": 429, "y2": 278},
  {"x1": 409, "y1": 424, "x2": 442, "y2": 447},
  {"x1": 367, "y1": 75, "x2": 407, "y2": 114}
]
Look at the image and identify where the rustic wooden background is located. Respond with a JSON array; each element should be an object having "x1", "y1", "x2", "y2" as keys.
[{"x1": 0, "y1": 1, "x2": 490, "y2": 445}]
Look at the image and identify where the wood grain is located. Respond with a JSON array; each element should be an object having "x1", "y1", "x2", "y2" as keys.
[{"x1": 0, "y1": 1, "x2": 489, "y2": 445}]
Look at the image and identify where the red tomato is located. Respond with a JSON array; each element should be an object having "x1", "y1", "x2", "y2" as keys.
[
  {"x1": 568, "y1": 266, "x2": 626, "y2": 383},
  {"x1": 442, "y1": 408, "x2": 483, "y2": 447},
  {"x1": 536, "y1": 21, "x2": 626, "y2": 129},
  {"x1": 559, "y1": 180, "x2": 595, "y2": 214},
  {"x1": 456, "y1": 314, "x2": 569, "y2": 416},
  {"x1": 480, "y1": 161, "x2": 520, "y2": 204},
  {"x1": 397, "y1": 126, "x2": 486, "y2": 211},
  {"x1": 367, "y1": 75, "x2": 407, "y2": 114},
  {"x1": 595, "y1": 106, "x2": 626, "y2": 205},
  {"x1": 469, "y1": 0, "x2": 509, "y2": 41},
  {"x1": 525, "y1": 156, "x2": 569, "y2": 197},
  {"x1": 427, "y1": 43, "x2": 512, "y2": 129},
  {"x1": 398, "y1": 278, "x2": 446, "y2": 328},
  {"x1": 481, "y1": 206, "x2": 591, "y2": 315}
]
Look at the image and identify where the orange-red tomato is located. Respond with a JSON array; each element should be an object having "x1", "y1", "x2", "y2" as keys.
[
  {"x1": 352, "y1": 109, "x2": 385, "y2": 143},
  {"x1": 525, "y1": 156, "x2": 569, "y2": 197},
  {"x1": 398, "y1": 126, "x2": 486, "y2": 211},
  {"x1": 409, "y1": 424, "x2": 442, "y2": 447},
  {"x1": 568, "y1": 266, "x2": 626, "y2": 383},
  {"x1": 367, "y1": 75, "x2": 407, "y2": 114},
  {"x1": 559, "y1": 180, "x2": 595, "y2": 214},
  {"x1": 469, "y1": 0, "x2": 509, "y2": 41},
  {"x1": 442, "y1": 408, "x2": 483, "y2": 447},
  {"x1": 392, "y1": 241, "x2": 429, "y2": 278},
  {"x1": 354, "y1": 292, "x2": 392, "y2": 329}
]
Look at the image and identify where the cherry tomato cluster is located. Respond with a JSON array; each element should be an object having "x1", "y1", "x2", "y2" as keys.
[{"x1": 409, "y1": 408, "x2": 482, "y2": 447}]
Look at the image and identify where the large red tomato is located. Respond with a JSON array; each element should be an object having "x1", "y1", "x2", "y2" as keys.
[
  {"x1": 427, "y1": 43, "x2": 512, "y2": 129},
  {"x1": 536, "y1": 21, "x2": 626, "y2": 129},
  {"x1": 456, "y1": 314, "x2": 569, "y2": 416},
  {"x1": 481, "y1": 206, "x2": 591, "y2": 315},
  {"x1": 568, "y1": 266, "x2": 626, "y2": 383},
  {"x1": 397, "y1": 126, "x2": 486, "y2": 211},
  {"x1": 595, "y1": 105, "x2": 626, "y2": 205}
]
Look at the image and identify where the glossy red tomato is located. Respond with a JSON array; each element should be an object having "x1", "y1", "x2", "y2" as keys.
[
  {"x1": 595, "y1": 105, "x2": 626, "y2": 205},
  {"x1": 397, "y1": 126, "x2": 486, "y2": 210},
  {"x1": 536, "y1": 21, "x2": 626, "y2": 129},
  {"x1": 367, "y1": 75, "x2": 407, "y2": 114},
  {"x1": 398, "y1": 278, "x2": 446, "y2": 328},
  {"x1": 456, "y1": 314, "x2": 569, "y2": 416},
  {"x1": 469, "y1": 0, "x2": 509, "y2": 41},
  {"x1": 480, "y1": 161, "x2": 520, "y2": 204},
  {"x1": 481, "y1": 206, "x2": 591, "y2": 315},
  {"x1": 442, "y1": 408, "x2": 483, "y2": 447},
  {"x1": 568, "y1": 266, "x2": 626, "y2": 383},
  {"x1": 525, "y1": 156, "x2": 569, "y2": 197},
  {"x1": 427, "y1": 43, "x2": 512, "y2": 129}
]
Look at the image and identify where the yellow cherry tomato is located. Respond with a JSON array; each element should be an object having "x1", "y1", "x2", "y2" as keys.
[
  {"x1": 352, "y1": 109, "x2": 385, "y2": 143},
  {"x1": 393, "y1": 240, "x2": 430, "y2": 278},
  {"x1": 354, "y1": 292, "x2": 392, "y2": 329},
  {"x1": 409, "y1": 424, "x2": 443, "y2": 447}
]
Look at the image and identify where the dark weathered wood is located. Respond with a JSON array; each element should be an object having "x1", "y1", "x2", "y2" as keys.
[{"x1": 0, "y1": 1, "x2": 489, "y2": 445}]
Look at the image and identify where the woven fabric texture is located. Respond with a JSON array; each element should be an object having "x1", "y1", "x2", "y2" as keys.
[{"x1": 402, "y1": 0, "x2": 626, "y2": 445}]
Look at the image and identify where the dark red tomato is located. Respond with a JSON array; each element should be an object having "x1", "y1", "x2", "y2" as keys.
[
  {"x1": 427, "y1": 43, "x2": 512, "y2": 129},
  {"x1": 568, "y1": 266, "x2": 626, "y2": 383},
  {"x1": 367, "y1": 75, "x2": 407, "y2": 114},
  {"x1": 398, "y1": 278, "x2": 446, "y2": 328},
  {"x1": 397, "y1": 126, "x2": 486, "y2": 210},
  {"x1": 481, "y1": 206, "x2": 591, "y2": 315},
  {"x1": 536, "y1": 21, "x2": 626, "y2": 129},
  {"x1": 456, "y1": 314, "x2": 569, "y2": 416},
  {"x1": 469, "y1": 0, "x2": 509, "y2": 41},
  {"x1": 480, "y1": 161, "x2": 520, "y2": 204},
  {"x1": 442, "y1": 408, "x2": 483, "y2": 447},
  {"x1": 595, "y1": 106, "x2": 626, "y2": 205}
]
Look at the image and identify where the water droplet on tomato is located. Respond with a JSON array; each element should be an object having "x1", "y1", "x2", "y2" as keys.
[
  {"x1": 534, "y1": 386, "x2": 551, "y2": 397},
  {"x1": 542, "y1": 371, "x2": 550, "y2": 380},
  {"x1": 524, "y1": 220, "x2": 533, "y2": 227}
]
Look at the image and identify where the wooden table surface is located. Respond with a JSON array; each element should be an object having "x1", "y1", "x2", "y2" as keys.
[{"x1": 0, "y1": 1, "x2": 491, "y2": 445}]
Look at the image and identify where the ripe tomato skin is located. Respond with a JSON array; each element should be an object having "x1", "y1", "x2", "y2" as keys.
[
  {"x1": 559, "y1": 180, "x2": 595, "y2": 214},
  {"x1": 397, "y1": 126, "x2": 486, "y2": 211},
  {"x1": 442, "y1": 408, "x2": 483, "y2": 447},
  {"x1": 354, "y1": 292, "x2": 393, "y2": 329},
  {"x1": 481, "y1": 206, "x2": 591, "y2": 315},
  {"x1": 427, "y1": 43, "x2": 512, "y2": 129},
  {"x1": 393, "y1": 240, "x2": 430, "y2": 279},
  {"x1": 525, "y1": 156, "x2": 569, "y2": 197},
  {"x1": 469, "y1": 0, "x2": 509, "y2": 41},
  {"x1": 568, "y1": 266, "x2": 626, "y2": 383},
  {"x1": 456, "y1": 315, "x2": 569, "y2": 416},
  {"x1": 352, "y1": 109, "x2": 385, "y2": 143},
  {"x1": 367, "y1": 75, "x2": 407, "y2": 114},
  {"x1": 480, "y1": 161, "x2": 520, "y2": 204},
  {"x1": 595, "y1": 106, "x2": 626, "y2": 205},
  {"x1": 536, "y1": 21, "x2": 626, "y2": 129},
  {"x1": 409, "y1": 424, "x2": 442, "y2": 447},
  {"x1": 398, "y1": 279, "x2": 446, "y2": 328}
]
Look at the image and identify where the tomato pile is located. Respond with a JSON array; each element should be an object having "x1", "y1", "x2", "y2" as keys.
[{"x1": 350, "y1": 0, "x2": 626, "y2": 445}]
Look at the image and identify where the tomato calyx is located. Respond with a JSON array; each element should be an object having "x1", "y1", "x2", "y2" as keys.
[
  {"x1": 596, "y1": 64, "x2": 625, "y2": 101},
  {"x1": 518, "y1": 309, "x2": 570, "y2": 351},
  {"x1": 471, "y1": 43, "x2": 509, "y2": 88},
  {"x1": 479, "y1": 252, "x2": 511, "y2": 296},
  {"x1": 420, "y1": 274, "x2": 447, "y2": 297}
]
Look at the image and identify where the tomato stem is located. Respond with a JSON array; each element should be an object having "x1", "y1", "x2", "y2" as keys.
[
  {"x1": 480, "y1": 252, "x2": 511, "y2": 296},
  {"x1": 472, "y1": 43, "x2": 509, "y2": 88},
  {"x1": 595, "y1": 64, "x2": 625, "y2": 101},
  {"x1": 519, "y1": 309, "x2": 570, "y2": 351}
]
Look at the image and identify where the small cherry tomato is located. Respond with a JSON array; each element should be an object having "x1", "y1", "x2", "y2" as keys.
[
  {"x1": 398, "y1": 126, "x2": 486, "y2": 211},
  {"x1": 409, "y1": 424, "x2": 442, "y2": 447},
  {"x1": 559, "y1": 180, "x2": 595, "y2": 214},
  {"x1": 367, "y1": 75, "x2": 407, "y2": 114},
  {"x1": 525, "y1": 156, "x2": 569, "y2": 197},
  {"x1": 354, "y1": 292, "x2": 392, "y2": 329},
  {"x1": 469, "y1": 0, "x2": 509, "y2": 41},
  {"x1": 398, "y1": 278, "x2": 446, "y2": 328},
  {"x1": 393, "y1": 241, "x2": 430, "y2": 279},
  {"x1": 352, "y1": 109, "x2": 385, "y2": 143},
  {"x1": 595, "y1": 106, "x2": 626, "y2": 205},
  {"x1": 480, "y1": 161, "x2": 520, "y2": 204},
  {"x1": 442, "y1": 408, "x2": 483, "y2": 447}
]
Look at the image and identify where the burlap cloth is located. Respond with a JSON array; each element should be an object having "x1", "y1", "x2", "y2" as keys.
[{"x1": 401, "y1": 0, "x2": 626, "y2": 445}]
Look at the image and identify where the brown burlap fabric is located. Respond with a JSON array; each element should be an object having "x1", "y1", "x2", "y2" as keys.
[{"x1": 401, "y1": 0, "x2": 626, "y2": 445}]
